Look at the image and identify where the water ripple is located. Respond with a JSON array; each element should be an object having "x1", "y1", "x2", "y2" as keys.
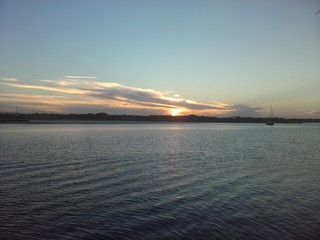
[{"x1": 1, "y1": 123, "x2": 320, "y2": 239}]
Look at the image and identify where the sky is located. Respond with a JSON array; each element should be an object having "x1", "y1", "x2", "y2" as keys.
[{"x1": 0, "y1": 0, "x2": 319, "y2": 118}]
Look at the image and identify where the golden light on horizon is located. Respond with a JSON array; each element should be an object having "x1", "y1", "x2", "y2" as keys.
[{"x1": 170, "y1": 108, "x2": 184, "y2": 116}]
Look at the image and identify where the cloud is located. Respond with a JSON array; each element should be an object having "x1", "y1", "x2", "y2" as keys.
[
  {"x1": 64, "y1": 76, "x2": 97, "y2": 79},
  {"x1": 307, "y1": 111, "x2": 320, "y2": 115},
  {"x1": 86, "y1": 82, "x2": 229, "y2": 112},
  {"x1": 0, "y1": 81, "x2": 90, "y2": 94},
  {"x1": 0, "y1": 77, "x2": 19, "y2": 82},
  {"x1": 0, "y1": 77, "x2": 261, "y2": 116}
]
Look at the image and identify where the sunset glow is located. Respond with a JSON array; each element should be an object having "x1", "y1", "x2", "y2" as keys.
[
  {"x1": 0, "y1": 77, "x2": 234, "y2": 115},
  {"x1": 170, "y1": 108, "x2": 184, "y2": 116},
  {"x1": 0, "y1": 1, "x2": 319, "y2": 118},
  {"x1": 0, "y1": 2, "x2": 319, "y2": 239}
]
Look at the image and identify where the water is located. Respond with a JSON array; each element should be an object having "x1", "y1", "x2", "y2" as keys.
[{"x1": 1, "y1": 123, "x2": 320, "y2": 239}]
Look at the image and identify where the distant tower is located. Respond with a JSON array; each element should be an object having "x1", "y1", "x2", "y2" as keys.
[
  {"x1": 266, "y1": 106, "x2": 274, "y2": 125},
  {"x1": 15, "y1": 106, "x2": 18, "y2": 115}
]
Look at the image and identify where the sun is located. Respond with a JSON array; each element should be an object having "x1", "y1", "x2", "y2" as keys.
[{"x1": 170, "y1": 108, "x2": 183, "y2": 116}]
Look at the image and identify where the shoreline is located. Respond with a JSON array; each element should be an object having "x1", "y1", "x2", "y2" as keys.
[
  {"x1": 1, "y1": 113, "x2": 318, "y2": 124},
  {"x1": 0, "y1": 119, "x2": 311, "y2": 124}
]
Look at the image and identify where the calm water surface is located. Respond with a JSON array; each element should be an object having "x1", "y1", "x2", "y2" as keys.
[{"x1": 1, "y1": 123, "x2": 320, "y2": 239}]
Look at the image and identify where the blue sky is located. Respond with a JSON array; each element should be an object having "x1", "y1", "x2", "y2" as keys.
[{"x1": 0, "y1": 0, "x2": 319, "y2": 117}]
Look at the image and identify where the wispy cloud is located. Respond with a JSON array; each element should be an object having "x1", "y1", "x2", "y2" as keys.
[
  {"x1": 0, "y1": 81, "x2": 90, "y2": 94},
  {"x1": 0, "y1": 77, "x2": 261, "y2": 116},
  {"x1": 64, "y1": 76, "x2": 97, "y2": 79},
  {"x1": 307, "y1": 111, "x2": 320, "y2": 115},
  {"x1": 0, "y1": 77, "x2": 19, "y2": 82}
]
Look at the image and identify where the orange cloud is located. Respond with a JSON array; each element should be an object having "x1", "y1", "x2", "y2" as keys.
[{"x1": 0, "y1": 77, "x2": 260, "y2": 116}]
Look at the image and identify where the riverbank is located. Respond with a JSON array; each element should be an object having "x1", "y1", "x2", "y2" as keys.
[{"x1": 1, "y1": 113, "x2": 318, "y2": 124}]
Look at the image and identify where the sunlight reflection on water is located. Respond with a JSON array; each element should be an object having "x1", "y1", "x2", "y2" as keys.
[{"x1": 1, "y1": 123, "x2": 320, "y2": 239}]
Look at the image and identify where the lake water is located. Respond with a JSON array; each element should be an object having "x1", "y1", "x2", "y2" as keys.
[{"x1": 1, "y1": 123, "x2": 320, "y2": 239}]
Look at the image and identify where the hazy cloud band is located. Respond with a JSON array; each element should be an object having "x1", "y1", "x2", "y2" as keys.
[{"x1": 0, "y1": 76, "x2": 262, "y2": 116}]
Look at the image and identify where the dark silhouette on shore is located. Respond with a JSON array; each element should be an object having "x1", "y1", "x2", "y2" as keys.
[{"x1": 1, "y1": 112, "x2": 319, "y2": 124}]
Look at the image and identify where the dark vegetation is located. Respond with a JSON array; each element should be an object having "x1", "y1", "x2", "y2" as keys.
[{"x1": 1, "y1": 112, "x2": 319, "y2": 123}]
